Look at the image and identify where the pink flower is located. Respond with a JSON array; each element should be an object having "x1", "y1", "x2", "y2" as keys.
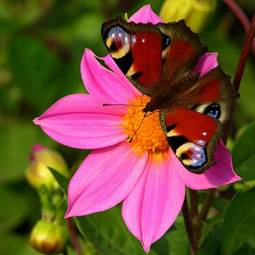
[{"x1": 34, "y1": 5, "x2": 240, "y2": 253}]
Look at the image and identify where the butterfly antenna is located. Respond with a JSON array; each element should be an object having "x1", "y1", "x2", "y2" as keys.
[
  {"x1": 128, "y1": 110, "x2": 159, "y2": 143},
  {"x1": 103, "y1": 103, "x2": 145, "y2": 107},
  {"x1": 129, "y1": 112, "x2": 148, "y2": 143}
]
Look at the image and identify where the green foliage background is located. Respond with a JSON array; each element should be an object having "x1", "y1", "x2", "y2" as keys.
[{"x1": 0, "y1": 0, "x2": 255, "y2": 254}]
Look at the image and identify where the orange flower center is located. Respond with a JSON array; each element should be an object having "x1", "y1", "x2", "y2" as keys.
[{"x1": 122, "y1": 95, "x2": 168, "y2": 155}]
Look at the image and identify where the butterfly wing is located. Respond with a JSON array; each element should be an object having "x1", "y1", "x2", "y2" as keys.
[
  {"x1": 102, "y1": 18, "x2": 235, "y2": 173},
  {"x1": 102, "y1": 18, "x2": 207, "y2": 96},
  {"x1": 157, "y1": 21, "x2": 207, "y2": 84},
  {"x1": 102, "y1": 17, "x2": 162, "y2": 95},
  {"x1": 160, "y1": 67, "x2": 236, "y2": 173}
]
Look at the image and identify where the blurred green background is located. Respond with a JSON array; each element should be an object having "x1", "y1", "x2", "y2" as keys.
[{"x1": 0, "y1": 0, "x2": 255, "y2": 254}]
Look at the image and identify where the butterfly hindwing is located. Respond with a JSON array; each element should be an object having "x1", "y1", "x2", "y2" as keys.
[
  {"x1": 161, "y1": 107, "x2": 221, "y2": 173},
  {"x1": 160, "y1": 67, "x2": 235, "y2": 173}
]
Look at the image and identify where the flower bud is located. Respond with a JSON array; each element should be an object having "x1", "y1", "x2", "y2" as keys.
[
  {"x1": 26, "y1": 144, "x2": 69, "y2": 189},
  {"x1": 160, "y1": 0, "x2": 217, "y2": 32},
  {"x1": 30, "y1": 220, "x2": 67, "y2": 254}
]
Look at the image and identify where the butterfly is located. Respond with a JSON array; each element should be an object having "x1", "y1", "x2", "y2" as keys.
[{"x1": 101, "y1": 17, "x2": 236, "y2": 173}]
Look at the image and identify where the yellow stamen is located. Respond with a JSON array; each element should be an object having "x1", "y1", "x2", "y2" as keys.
[{"x1": 122, "y1": 96, "x2": 168, "y2": 155}]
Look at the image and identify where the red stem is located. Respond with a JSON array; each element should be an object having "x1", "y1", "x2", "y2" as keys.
[
  {"x1": 224, "y1": 0, "x2": 255, "y2": 57},
  {"x1": 233, "y1": 14, "x2": 255, "y2": 91},
  {"x1": 66, "y1": 218, "x2": 82, "y2": 255},
  {"x1": 182, "y1": 197, "x2": 197, "y2": 255}
]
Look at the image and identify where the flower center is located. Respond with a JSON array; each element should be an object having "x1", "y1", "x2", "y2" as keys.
[{"x1": 122, "y1": 95, "x2": 168, "y2": 154}]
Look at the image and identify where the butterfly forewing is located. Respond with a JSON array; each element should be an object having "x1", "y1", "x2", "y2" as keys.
[
  {"x1": 102, "y1": 18, "x2": 162, "y2": 91},
  {"x1": 157, "y1": 21, "x2": 207, "y2": 83}
]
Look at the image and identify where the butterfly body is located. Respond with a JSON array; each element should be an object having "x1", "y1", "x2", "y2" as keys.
[
  {"x1": 142, "y1": 71, "x2": 200, "y2": 113},
  {"x1": 102, "y1": 17, "x2": 236, "y2": 173}
]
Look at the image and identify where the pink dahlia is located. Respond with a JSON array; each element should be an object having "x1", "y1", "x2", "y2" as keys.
[{"x1": 34, "y1": 5, "x2": 240, "y2": 252}]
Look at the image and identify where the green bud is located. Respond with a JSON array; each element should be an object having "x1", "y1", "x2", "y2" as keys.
[
  {"x1": 26, "y1": 144, "x2": 69, "y2": 190},
  {"x1": 30, "y1": 219, "x2": 68, "y2": 254}
]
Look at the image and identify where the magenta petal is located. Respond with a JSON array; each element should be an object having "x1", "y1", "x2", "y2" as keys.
[
  {"x1": 175, "y1": 140, "x2": 241, "y2": 190},
  {"x1": 102, "y1": 54, "x2": 128, "y2": 79},
  {"x1": 81, "y1": 49, "x2": 137, "y2": 103},
  {"x1": 122, "y1": 155, "x2": 185, "y2": 253},
  {"x1": 101, "y1": 54, "x2": 140, "y2": 96},
  {"x1": 34, "y1": 94, "x2": 127, "y2": 149},
  {"x1": 65, "y1": 142, "x2": 148, "y2": 217},
  {"x1": 128, "y1": 4, "x2": 163, "y2": 24},
  {"x1": 194, "y1": 52, "x2": 219, "y2": 77}
]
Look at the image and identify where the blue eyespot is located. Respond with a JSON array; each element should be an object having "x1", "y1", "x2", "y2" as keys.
[
  {"x1": 204, "y1": 103, "x2": 221, "y2": 119},
  {"x1": 161, "y1": 33, "x2": 171, "y2": 49},
  {"x1": 106, "y1": 26, "x2": 129, "y2": 51}
]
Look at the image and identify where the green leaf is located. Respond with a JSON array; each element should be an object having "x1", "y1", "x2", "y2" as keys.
[
  {"x1": 75, "y1": 206, "x2": 157, "y2": 255},
  {"x1": 8, "y1": 35, "x2": 61, "y2": 110},
  {"x1": 48, "y1": 167, "x2": 69, "y2": 194},
  {"x1": 198, "y1": 222, "x2": 223, "y2": 255},
  {"x1": 199, "y1": 199, "x2": 228, "y2": 250},
  {"x1": 0, "y1": 121, "x2": 53, "y2": 182},
  {"x1": 153, "y1": 217, "x2": 189, "y2": 255},
  {"x1": 199, "y1": 216, "x2": 223, "y2": 248},
  {"x1": 232, "y1": 121, "x2": 255, "y2": 181},
  {"x1": 232, "y1": 243, "x2": 255, "y2": 255},
  {"x1": 0, "y1": 186, "x2": 28, "y2": 232},
  {"x1": 222, "y1": 188, "x2": 255, "y2": 254},
  {"x1": 0, "y1": 234, "x2": 41, "y2": 255}
]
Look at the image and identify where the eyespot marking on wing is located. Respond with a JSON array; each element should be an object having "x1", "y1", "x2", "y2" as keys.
[
  {"x1": 194, "y1": 102, "x2": 221, "y2": 118},
  {"x1": 176, "y1": 142, "x2": 207, "y2": 169}
]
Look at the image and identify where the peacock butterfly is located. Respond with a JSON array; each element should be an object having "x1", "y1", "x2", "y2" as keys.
[{"x1": 101, "y1": 17, "x2": 236, "y2": 173}]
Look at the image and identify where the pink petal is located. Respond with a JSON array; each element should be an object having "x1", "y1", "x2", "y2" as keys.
[
  {"x1": 175, "y1": 140, "x2": 241, "y2": 190},
  {"x1": 101, "y1": 54, "x2": 140, "y2": 96},
  {"x1": 128, "y1": 4, "x2": 163, "y2": 24},
  {"x1": 102, "y1": 54, "x2": 127, "y2": 79},
  {"x1": 81, "y1": 49, "x2": 137, "y2": 103},
  {"x1": 122, "y1": 154, "x2": 185, "y2": 253},
  {"x1": 194, "y1": 52, "x2": 219, "y2": 77},
  {"x1": 34, "y1": 94, "x2": 127, "y2": 149},
  {"x1": 65, "y1": 142, "x2": 148, "y2": 217}
]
